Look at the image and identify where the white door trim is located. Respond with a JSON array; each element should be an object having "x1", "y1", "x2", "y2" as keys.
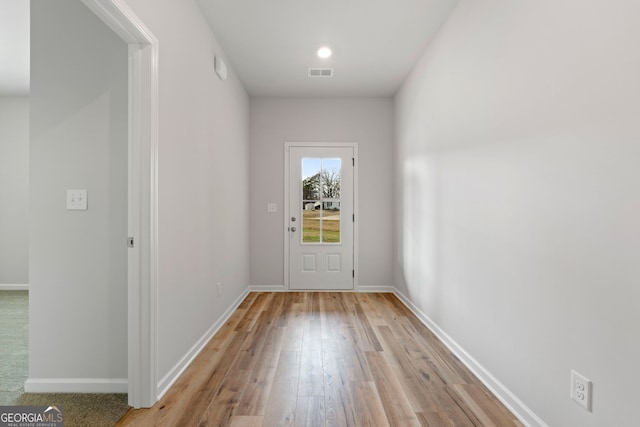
[
  {"x1": 284, "y1": 142, "x2": 359, "y2": 291},
  {"x1": 81, "y1": 0, "x2": 158, "y2": 408}
]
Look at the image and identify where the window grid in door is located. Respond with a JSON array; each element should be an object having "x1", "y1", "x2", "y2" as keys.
[{"x1": 301, "y1": 158, "x2": 341, "y2": 244}]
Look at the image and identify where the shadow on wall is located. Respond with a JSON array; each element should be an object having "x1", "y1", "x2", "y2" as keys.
[
  {"x1": 0, "y1": 97, "x2": 30, "y2": 286},
  {"x1": 402, "y1": 154, "x2": 443, "y2": 321}
]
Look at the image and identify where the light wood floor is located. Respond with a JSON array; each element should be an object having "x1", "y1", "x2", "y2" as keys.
[{"x1": 116, "y1": 292, "x2": 522, "y2": 426}]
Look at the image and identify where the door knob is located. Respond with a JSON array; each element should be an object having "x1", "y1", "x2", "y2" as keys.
[
  {"x1": 291, "y1": 217, "x2": 296, "y2": 222},
  {"x1": 291, "y1": 227, "x2": 297, "y2": 232}
]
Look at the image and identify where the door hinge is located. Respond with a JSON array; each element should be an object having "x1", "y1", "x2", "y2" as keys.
[
  {"x1": 352, "y1": 214, "x2": 355, "y2": 222},
  {"x1": 352, "y1": 157, "x2": 355, "y2": 166},
  {"x1": 127, "y1": 237, "x2": 134, "y2": 248},
  {"x1": 352, "y1": 270, "x2": 355, "y2": 278}
]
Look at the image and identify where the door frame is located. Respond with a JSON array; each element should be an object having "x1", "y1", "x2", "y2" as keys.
[
  {"x1": 284, "y1": 142, "x2": 359, "y2": 291},
  {"x1": 81, "y1": 0, "x2": 158, "y2": 408}
]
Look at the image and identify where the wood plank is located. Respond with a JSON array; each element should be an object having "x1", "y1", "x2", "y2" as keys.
[
  {"x1": 236, "y1": 367, "x2": 277, "y2": 417},
  {"x1": 262, "y1": 351, "x2": 300, "y2": 427},
  {"x1": 265, "y1": 292, "x2": 287, "y2": 323},
  {"x1": 117, "y1": 330, "x2": 243, "y2": 426},
  {"x1": 291, "y1": 291, "x2": 307, "y2": 308},
  {"x1": 199, "y1": 369, "x2": 251, "y2": 426},
  {"x1": 452, "y1": 383, "x2": 521, "y2": 427},
  {"x1": 234, "y1": 292, "x2": 272, "y2": 332},
  {"x1": 298, "y1": 304, "x2": 324, "y2": 397},
  {"x1": 341, "y1": 326, "x2": 372, "y2": 382},
  {"x1": 328, "y1": 293, "x2": 355, "y2": 329},
  {"x1": 323, "y1": 350, "x2": 358, "y2": 427},
  {"x1": 355, "y1": 293, "x2": 393, "y2": 327},
  {"x1": 404, "y1": 314, "x2": 477, "y2": 384},
  {"x1": 297, "y1": 347, "x2": 324, "y2": 397},
  {"x1": 319, "y1": 292, "x2": 345, "y2": 352},
  {"x1": 354, "y1": 302, "x2": 384, "y2": 351},
  {"x1": 236, "y1": 311, "x2": 276, "y2": 371},
  {"x1": 338, "y1": 294, "x2": 381, "y2": 353},
  {"x1": 170, "y1": 330, "x2": 250, "y2": 426},
  {"x1": 116, "y1": 292, "x2": 521, "y2": 427},
  {"x1": 350, "y1": 380, "x2": 392, "y2": 427},
  {"x1": 293, "y1": 396, "x2": 325, "y2": 427},
  {"x1": 430, "y1": 386, "x2": 478, "y2": 427},
  {"x1": 235, "y1": 324, "x2": 284, "y2": 416},
  {"x1": 366, "y1": 351, "x2": 421, "y2": 426},
  {"x1": 375, "y1": 325, "x2": 443, "y2": 413},
  {"x1": 280, "y1": 294, "x2": 305, "y2": 352},
  {"x1": 229, "y1": 415, "x2": 264, "y2": 427},
  {"x1": 415, "y1": 411, "x2": 452, "y2": 427},
  {"x1": 236, "y1": 292, "x2": 257, "y2": 309},
  {"x1": 305, "y1": 291, "x2": 321, "y2": 320},
  {"x1": 280, "y1": 322, "x2": 304, "y2": 352}
]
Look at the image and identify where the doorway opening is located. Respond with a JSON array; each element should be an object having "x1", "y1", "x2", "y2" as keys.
[{"x1": 80, "y1": 0, "x2": 159, "y2": 408}]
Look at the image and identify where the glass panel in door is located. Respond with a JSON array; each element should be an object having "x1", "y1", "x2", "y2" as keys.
[{"x1": 301, "y1": 158, "x2": 341, "y2": 243}]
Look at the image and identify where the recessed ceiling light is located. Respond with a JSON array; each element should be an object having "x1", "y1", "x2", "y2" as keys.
[{"x1": 317, "y1": 47, "x2": 332, "y2": 58}]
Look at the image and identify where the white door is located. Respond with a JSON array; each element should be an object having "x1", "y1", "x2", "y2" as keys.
[{"x1": 288, "y1": 145, "x2": 355, "y2": 290}]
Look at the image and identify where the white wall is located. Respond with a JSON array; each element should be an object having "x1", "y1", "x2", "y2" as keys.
[
  {"x1": 0, "y1": 97, "x2": 29, "y2": 285},
  {"x1": 250, "y1": 98, "x2": 393, "y2": 289},
  {"x1": 29, "y1": 0, "x2": 128, "y2": 383},
  {"x1": 124, "y1": 0, "x2": 250, "y2": 384},
  {"x1": 394, "y1": 1, "x2": 640, "y2": 426}
]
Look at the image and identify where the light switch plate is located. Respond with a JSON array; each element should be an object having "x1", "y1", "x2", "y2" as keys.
[{"x1": 67, "y1": 189, "x2": 88, "y2": 210}]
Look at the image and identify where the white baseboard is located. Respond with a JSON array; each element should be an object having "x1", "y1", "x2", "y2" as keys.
[
  {"x1": 0, "y1": 284, "x2": 29, "y2": 291},
  {"x1": 156, "y1": 288, "x2": 250, "y2": 400},
  {"x1": 357, "y1": 285, "x2": 394, "y2": 293},
  {"x1": 24, "y1": 378, "x2": 127, "y2": 393},
  {"x1": 392, "y1": 288, "x2": 548, "y2": 427},
  {"x1": 248, "y1": 285, "x2": 396, "y2": 293},
  {"x1": 248, "y1": 285, "x2": 285, "y2": 292}
]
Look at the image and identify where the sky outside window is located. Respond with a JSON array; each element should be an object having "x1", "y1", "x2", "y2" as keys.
[{"x1": 302, "y1": 158, "x2": 340, "y2": 179}]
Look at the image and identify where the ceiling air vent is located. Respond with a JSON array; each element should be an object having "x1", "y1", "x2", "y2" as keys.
[{"x1": 308, "y1": 68, "x2": 333, "y2": 77}]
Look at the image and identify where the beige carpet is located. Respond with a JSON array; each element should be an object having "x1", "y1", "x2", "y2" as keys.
[
  {"x1": 0, "y1": 291, "x2": 130, "y2": 426},
  {"x1": 0, "y1": 290, "x2": 28, "y2": 404},
  {"x1": 13, "y1": 393, "x2": 129, "y2": 427}
]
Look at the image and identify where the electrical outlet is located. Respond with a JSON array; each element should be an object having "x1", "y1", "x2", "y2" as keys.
[
  {"x1": 66, "y1": 189, "x2": 88, "y2": 210},
  {"x1": 571, "y1": 370, "x2": 592, "y2": 411},
  {"x1": 216, "y1": 282, "x2": 221, "y2": 297}
]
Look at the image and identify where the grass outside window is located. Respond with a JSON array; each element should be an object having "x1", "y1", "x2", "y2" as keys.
[{"x1": 302, "y1": 209, "x2": 341, "y2": 243}]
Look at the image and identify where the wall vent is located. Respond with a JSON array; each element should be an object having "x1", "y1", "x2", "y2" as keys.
[{"x1": 308, "y1": 68, "x2": 333, "y2": 77}]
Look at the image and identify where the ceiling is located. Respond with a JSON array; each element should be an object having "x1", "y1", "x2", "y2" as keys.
[
  {"x1": 196, "y1": 0, "x2": 459, "y2": 97},
  {"x1": 0, "y1": 0, "x2": 29, "y2": 96},
  {"x1": 0, "y1": 0, "x2": 459, "y2": 98}
]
